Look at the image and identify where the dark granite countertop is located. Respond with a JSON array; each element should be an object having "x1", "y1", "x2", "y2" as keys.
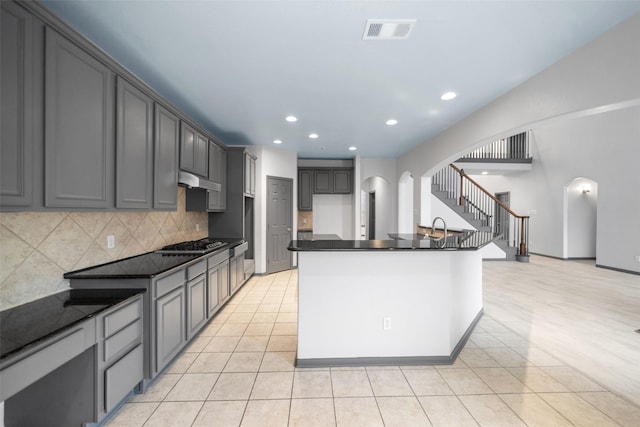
[
  {"x1": 64, "y1": 239, "x2": 243, "y2": 279},
  {"x1": 288, "y1": 231, "x2": 496, "y2": 251},
  {"x1": 0, "y1": 288, "x2": 145, "y2": 362}
]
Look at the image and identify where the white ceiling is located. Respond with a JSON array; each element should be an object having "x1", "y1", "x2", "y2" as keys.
[{"x1": 42, "y1": 0, "x2": 640, "y2": 159}]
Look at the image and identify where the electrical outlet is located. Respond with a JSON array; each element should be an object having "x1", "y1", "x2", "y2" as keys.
[
  {"x1": 383, "y1": 317, "x2": 392, "y2": 330},
  {"x1": 107, "y1": 235, "x2": 115, "y2": 249},
  {"x1": 196, "y1": 223, "x2": 200, "y2": 231}
]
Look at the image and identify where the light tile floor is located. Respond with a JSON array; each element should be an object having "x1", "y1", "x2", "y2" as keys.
[{"x1": 106, "y1": 258, "x2": 640, "y2": 426}]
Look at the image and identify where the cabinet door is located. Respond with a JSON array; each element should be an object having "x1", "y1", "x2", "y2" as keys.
[
  {"x1": 153, "y1": 104, "x2": 179, "y2": 210},
  {"x1": 187, "y1": 274, "x2": 207, "y2": 339},
  {"x1": 1, "y1": 2, "x2": 34, "y2": 207},
  {"x1": 194, "y1": 133, "x2": 208, "y2": 177},
  {"x1": 44, "y1": 27, "x2": 114, "y2": 208},
  {"x1": 229, "y1": 255, "x2": 238, "y2": 296},
  {"x1": 333, "y1": 169, "x2": 352, "y2": 194},
  {"x1": 250, "y1": 156, "x2": 256, "y2": 196},
  {"x1": 155, "y1": 286, "x2": 186, "y2": 373},
  {"x1": 313, "y1": 169, "x2": 331, "y2": 194},
  {"x1": 206, "y1": 142, "x2": 226, "y2": 211},
  {"x1": 298, "y1": 169, "x2": 312, "y2": 210},
  {"x1": 207, "y1": 264, "x2": 220, "y2": 317},
  {"x1": 217, "y1": 259, "x2": 230, "y2": 306},
  {"x1": 243, "y1": 152, "x2": 257, "y2": 197},
  {"x1": 244, "y1": 152, "x2": 251, "y2": 196},
  {"x1": 179, "y1": 121, "x2": 196, "y2": 173},
  {"x1": 116, "y1": 77, "x2": 153, "y2": 208},
  {"x1": 218, "y1": 148, "x2": 227, "y2": 210}
]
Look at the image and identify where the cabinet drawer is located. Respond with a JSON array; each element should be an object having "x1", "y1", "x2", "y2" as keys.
[
  {"x1": 104, "y1": 344, "x2": 143, "y2": 413},
  {"x1": 155, "y1": 269, "x2": 185, "y2": 298},
  {"x1": 104, "y1": 319, "x2": 142, "y2": 363},
  {"x1": 230, "y1": 241, "x2": 248, "y2": 256},
  {"x1": 207, "y1": 249, "x2": 229, "y2": 268},
  {"x1": 104, "y1": 299, "x2": 142, "y2": 338},
  {"x1": 187, "y1": 259, "x2": 207, "y2": 280}
]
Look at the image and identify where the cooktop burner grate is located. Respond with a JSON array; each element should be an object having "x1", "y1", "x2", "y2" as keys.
[{"x1": 156, "y1": 238, "x2": 227, "y2": 254}]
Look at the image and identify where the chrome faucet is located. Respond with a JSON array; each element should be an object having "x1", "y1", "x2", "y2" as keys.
[{"x1": 431, "y1": 216, "x2": 447, "y2": 240}]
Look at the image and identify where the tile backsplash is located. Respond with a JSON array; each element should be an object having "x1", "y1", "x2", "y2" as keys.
[{"x1": 0, "y1": 188, "x2": 207, "y2": 310}]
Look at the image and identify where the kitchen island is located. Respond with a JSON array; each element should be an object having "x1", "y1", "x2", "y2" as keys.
[{"x1": 288, "y1": 231, "x2": 494, "y2": 367}]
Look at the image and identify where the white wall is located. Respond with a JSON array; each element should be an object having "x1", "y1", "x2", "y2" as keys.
[
  {"x1": 248, "y1": 145, "x2": 298, "y2": 274},
  {"x1": 312, "y1": 194, "x2": 354, "y2": 239},
  {"x1": 472, "y1": 107, "x2": 638, "y2": 269},
  {"x1": 566, "y1": 178, "x2": 598, "y2": 259},
  {"x1": 360, "y1": 158, "x2": 398, "y2": 239},
  {"x1": 397, "y1": 14, "x2": 640, "y2": 273},
  {"x1": 398, "y1": 172, "x2": 414, "y2": 233}
]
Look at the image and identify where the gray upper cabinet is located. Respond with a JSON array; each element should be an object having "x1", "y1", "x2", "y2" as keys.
[
  {"x1": 313, "y1": 169, "x2": 332, "y2": 194},
  {"x1": 116, "y1": 77, "x2": 153, "y2": 209},
  {"x1": 180, "y1": 122, "x2": 208, "y2": 177},
  {"x1": 298, "y1": 169, "x2": 312, "y2": 211},
  {"x1": 153, "y1": 104, "x2": 179, "y2": 210},
  {"x1": 1, "y1": 2, "x2": 36, "y2": 207},
  {"x1": 44, "y1": 27, "x2": 114, "y2": 208},
  {"x1": 333, "y1": 169, "x2": 352, "y2": 194},
  {"x1": 207, "y1": 141, "x2": 227, "y2": 211},
  {"x1": 244, "y1": 151, "x2": 256, "y2": 197}
]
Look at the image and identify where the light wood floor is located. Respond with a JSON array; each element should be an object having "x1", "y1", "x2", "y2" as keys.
[{"x1": 483, "y1": 255, "x2": 640, "y2": 407}]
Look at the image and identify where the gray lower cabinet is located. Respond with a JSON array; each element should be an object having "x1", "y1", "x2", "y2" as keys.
[
  {"x1": 187, "y1": 260, "x2": 207, "y2": 340},
  {"x1": 2, "y1": 294, "x2": 144, "y2": 427},
  {"x1": 1, "y1": 1, "x2": 38, "y2": 208},
  {"x1": 96, "y1": 297, "x2": 144, "y2": 420},
  {"x1": 44, "y1": 26, "x2": 115, "y2": 208},
  {"x1": 116, "y1": 76, "x2": 153, "y2": 209},
  {"x1": 155, "y1": 282, "x2": 186, "y2": 375},
  {"x1": 229, "y1": 242, "x2": 249, "y2": 296},
  {"x1": 207, "y1": 250, "x2": 230, "y2": 316},
  {"x1": 153, "y1": 104, "x2": 179, "y2": 210}
]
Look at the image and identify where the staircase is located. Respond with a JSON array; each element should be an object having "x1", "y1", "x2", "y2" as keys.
[{"x1": 432, "y1": 164, "x2": 529, "y2": 262}]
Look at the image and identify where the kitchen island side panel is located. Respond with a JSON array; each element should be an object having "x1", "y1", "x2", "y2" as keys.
[{"x1": 296, "y1": 250, "x2": 482, "y2": 361}]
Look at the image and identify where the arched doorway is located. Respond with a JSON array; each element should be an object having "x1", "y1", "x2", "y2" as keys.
[
  {"x1": 563, "y1": 177, "x2": 598, "y2": 259},
  {"x1": 398, "y1": 172, "x2": 414, "y2": 233}
]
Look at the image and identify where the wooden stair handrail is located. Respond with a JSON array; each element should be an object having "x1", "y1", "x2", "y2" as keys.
[{"x1": 449, "y1": 164, "x2": 529, "y2": 220}]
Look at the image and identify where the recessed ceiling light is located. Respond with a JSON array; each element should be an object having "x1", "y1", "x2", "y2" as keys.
[
  {"x1": 481, "y1": 171, "x2": 488, "y2": 175},
  {"x1": 285, "y1": 115, "x2": 297, "y2": 122},
  {"x1": 441, "y1": 92, "x2": 457, "y2": 101},
  {"x1": 386, "y1": 119, "x2": 398, "y2": 126},
  {"x1": 309, "y1": 133, "x2": 318, "y2": 139},
  {"x1": 273, "y1": 139, "x2": 283, "y2": 144},
  {"x1": 348, "y1": 146, "x2": 357, "y2": 151}
]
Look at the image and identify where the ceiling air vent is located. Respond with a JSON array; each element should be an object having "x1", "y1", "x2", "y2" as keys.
[{"x1": 363, "y1": 19, "x2": 416, "y2": 40}]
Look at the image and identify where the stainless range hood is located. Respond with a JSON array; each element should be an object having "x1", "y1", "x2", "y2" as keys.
[{"x1": 178, "y1": 171, "x2": 221, "y2": 192}]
